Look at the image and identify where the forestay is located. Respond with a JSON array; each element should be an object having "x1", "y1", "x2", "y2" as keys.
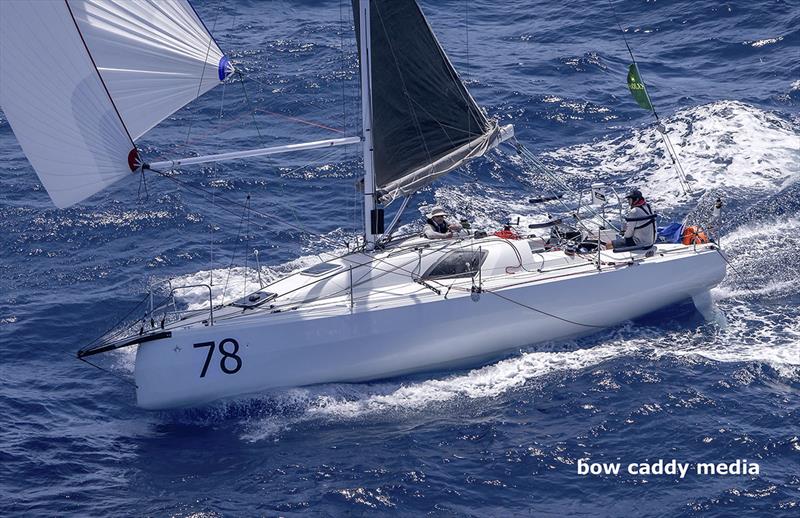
[
  {"x1": 0, "y1": 0, "x2": 231, "y2": 208},
  {"x1": 353, "y1": 0, "x2": 505, "y2": 204}
]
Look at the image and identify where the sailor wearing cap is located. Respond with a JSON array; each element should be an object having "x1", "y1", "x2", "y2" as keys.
[
  {"x1": 620, "y1": 188, "x2": 657, "y2": 248},
  {"x1": 424, "y1": 206, "x2": 462, "y2": 239}
]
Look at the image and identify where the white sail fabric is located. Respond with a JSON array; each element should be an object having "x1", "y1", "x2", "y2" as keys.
[
  {"x1": 70, "y1": 0, "x2": 230, "y2": 140},
  {"x1": 0, "y1": 0, "x2": 135, "y2": 208},
  {"x1": 0, "y1": 0, "x2": 230, "y2": 208}
]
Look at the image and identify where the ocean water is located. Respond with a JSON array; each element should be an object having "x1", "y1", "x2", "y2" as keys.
[{"x1": 1, "y1": 0, "x2": 799, "y2": 515}]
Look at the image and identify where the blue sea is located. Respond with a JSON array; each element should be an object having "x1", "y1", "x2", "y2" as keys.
[{"x1": 1, "y1": 0, "x2": 799, "y2": 515}]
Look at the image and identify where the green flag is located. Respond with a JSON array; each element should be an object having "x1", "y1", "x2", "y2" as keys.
[{"x1": 627, "y1": 63, "x2": 653, "y2": 111}]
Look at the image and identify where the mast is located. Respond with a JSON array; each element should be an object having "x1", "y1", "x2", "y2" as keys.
[{"x1": 358, "y1": 0, "x2": 379, "y2": 249}]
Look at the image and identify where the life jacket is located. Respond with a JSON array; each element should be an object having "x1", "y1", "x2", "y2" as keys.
[
  {"x1": 625, "y1": 202, "x2": 657, "y2": 244},
  {"x1": 426, "y1": 218, "x2": 448, "y2": 234}
]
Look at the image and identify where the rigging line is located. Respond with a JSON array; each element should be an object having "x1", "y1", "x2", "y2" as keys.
[
  {"x1": 339, "y1": 0, "x2": 347, "y2": 136},
  {"x1": 414, "y1": 0, "x2": 483, "y2": 133},
  {"x1": 235, "y1": 70, "x2": 267, "y2": 146},
  {"x1": 465, "y1": 0, "x2": 471, "y2": 141},
  {"x1": 235, "y1": 73, "x2": 345, "y2": 134},
  {"x1": 137, "y1": 168, "x2": 149, "y2": 202},
  {"x1": 373, "y1": 2, "x2": 436, "y2": 170},
  {"x1": 208, "y1": 163, "x2": 219, "y2": 286},
  {"x1": 607, "y1": 0, "x2": 641, "y2": 102},
  {"x1": 659, "y1": 130, "x2": 692, "y2": 194},
  {"x1": 244, "y1": 192, "x2": 252, "y2": 300},
  {"x1": 252, "y1": 107, "x2": 345, "y2": 134},
  {"x1": 263, "y1": 148, "x2": 349, "y2": 244},
  {"x1": 711, "y1": 246, "x2": 759, "y2": 295},
  {"x1": 606, "y1": 0, "x2": 692, "y2": 195},
  {"x1": 77, "y1": 356, "x2": 138, "y2": 388},
  {"x1": 407, "y1": 96, "x2": 472, "y2": 144},
  {"x1": 221, "y1": 194, "x2": 250, "y2": 305},
  {"x1": 83, "y1": 293, "x2": 151, "y2": 349},
  {"x1": 210, "y1": 86, "x2": 228, "y2": 287},
  {"x1": 514, "y1": 143, "x2": 608, "y2": 222},
  {"x1": 516, "y1": 143, "x2": 583, "y2": 205},
  {"x1": 180, "y1": 109, "x2": 262, "y2": 144},
  {"x1": 148, "y1": 167, "x2": 344, "y2": 250},
  {"x1": 518, "y1": 144, "x2": 574, "y2": 194},
  {"x1": 483, "y1": 288, "x2": 606, "y2": 328},
  {"x1": 183, "y1": 7, "x2": 221, "y2": 153}
]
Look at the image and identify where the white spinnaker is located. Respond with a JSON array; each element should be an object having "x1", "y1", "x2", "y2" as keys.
[
  {"x1": 0, "y1": 0, "x2": 230, "y2": 208},
  {"x1": 0, "y1": 0, "x2": 134, "y2": 209},
  {"x1": 70, "y1": 0, "x2": 229, "y2": 140}
]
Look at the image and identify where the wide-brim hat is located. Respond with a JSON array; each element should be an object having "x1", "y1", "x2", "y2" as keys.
[{"x1": 428, "y1": 207, "x2": 448, "y2": 218}]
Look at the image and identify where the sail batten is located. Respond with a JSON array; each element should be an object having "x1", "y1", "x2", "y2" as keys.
[
  {"x1": 354, "y1": 0, "x2": 498, "y2": 203},
  {"x1": 0, "y1": 0, "x2": 230, "y2": 208}
]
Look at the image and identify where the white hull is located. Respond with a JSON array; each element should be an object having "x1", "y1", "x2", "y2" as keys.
[{"x1": 134, "y1": 241, "x2": 726, "y2": 409}]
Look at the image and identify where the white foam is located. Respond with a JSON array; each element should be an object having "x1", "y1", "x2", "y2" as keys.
[
  {"x1": 663, "y1": 302, "x2": 800, "y2": 379},
  {"x1": 543, "y1": 101, "x2": 800, "y2": 207},
  {"x1": 308, "y1": 341, "x2": 639, "y2": 417},
  {"x1": 240, "y1": 338, "x2": 641, "y2": 441},
  {"x1": 719, "y1": 217, "x2": 800, "y2": 245},
  {"x1": 150, "y1": 100, "x2": 799, "y2": 438},
  {"x1": 745, "y1": 36, "x2": 784, "y2": 48},
  {"x1": 240, "y1": 302, "x2": 799, "y2": 442},
  {"x1": 713, "y1": 278, "x2": 799, "y2": 301}
]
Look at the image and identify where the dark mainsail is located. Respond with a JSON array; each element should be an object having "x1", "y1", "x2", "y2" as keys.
[{"x1": 354, "y1": 0, "x2": 502, "y2": 203}]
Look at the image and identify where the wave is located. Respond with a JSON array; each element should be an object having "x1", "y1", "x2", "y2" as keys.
[
  {"x1": 239, "y1": 337, "x2": 642, "y2": 442},
  {"x1": 542, "y1": 100, "x2": 799, "y2": 208}
]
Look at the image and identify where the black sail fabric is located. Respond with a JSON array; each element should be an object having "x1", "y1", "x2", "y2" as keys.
[{"x1": 353, "y1": 0, "x2": 495, "y2": 203}]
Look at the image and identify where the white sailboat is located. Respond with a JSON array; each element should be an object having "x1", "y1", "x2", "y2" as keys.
[{"x1": 0, "y1": 0, "x2": 726, "y2": 410}]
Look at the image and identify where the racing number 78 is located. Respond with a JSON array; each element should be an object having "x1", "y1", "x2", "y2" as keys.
[{"x1": 193, "y1": 338, "x2": 242, "y2": 377}]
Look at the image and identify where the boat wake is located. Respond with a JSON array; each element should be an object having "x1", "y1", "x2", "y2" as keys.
[
  {"x1": 541, "y1": 100, "x2": 799, "y2": 208},
  {"x1": 236, "y1": 337, "x2": 642, "y2": 442},
  {"x1": 139, "y1": 100, "x2": 798, "y2": 436}
]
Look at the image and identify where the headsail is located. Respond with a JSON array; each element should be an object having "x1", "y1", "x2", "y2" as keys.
[
  {"x1": 354, "y1": 0, "x2": 507, "y2": 204},
  {"x1": 0, "y1": 0, "x2": 231, "y2": 208}
]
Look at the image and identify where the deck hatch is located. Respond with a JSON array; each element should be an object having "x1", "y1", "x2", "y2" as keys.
[
  {"x1": 301, "y1": 262, "x2": 343, "y2": 276},
  {"x1": 231, "y1": 290, "x2": 277, "y2": 309}
]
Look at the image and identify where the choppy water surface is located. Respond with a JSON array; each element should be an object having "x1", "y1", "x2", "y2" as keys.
[{"x1": 1, "y1": 0, "x2": 798, "y2": 515}]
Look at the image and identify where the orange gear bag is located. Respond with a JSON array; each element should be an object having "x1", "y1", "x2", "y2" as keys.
[
  {"x1": 494, "y1": 229, "x2": 520, "y2": 240},
  {"x1": 682, "y1": 226, "x2": 709, "y2": 245}
]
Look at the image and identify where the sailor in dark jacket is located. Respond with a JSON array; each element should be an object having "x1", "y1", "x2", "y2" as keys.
[
  {"x1": 424, "y1": 206, "x2": 462, "y2": 239},
  {"x1": 620, "y1": 188, "x2": 656, "y2": 248}
]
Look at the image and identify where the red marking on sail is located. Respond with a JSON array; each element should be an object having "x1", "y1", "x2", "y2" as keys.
[{"x1": 128, "y1": 148, "x2": 141, "y2": 171}]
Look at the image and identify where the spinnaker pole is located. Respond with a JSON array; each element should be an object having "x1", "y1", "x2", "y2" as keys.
[{"x1": 145, "y1": 136, "x2": 361, "y2": 171}]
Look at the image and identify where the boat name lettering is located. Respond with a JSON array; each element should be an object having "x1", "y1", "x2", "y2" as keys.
[{"x1": 193, "y1": 338, "x2": 243, "y2": 377}]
